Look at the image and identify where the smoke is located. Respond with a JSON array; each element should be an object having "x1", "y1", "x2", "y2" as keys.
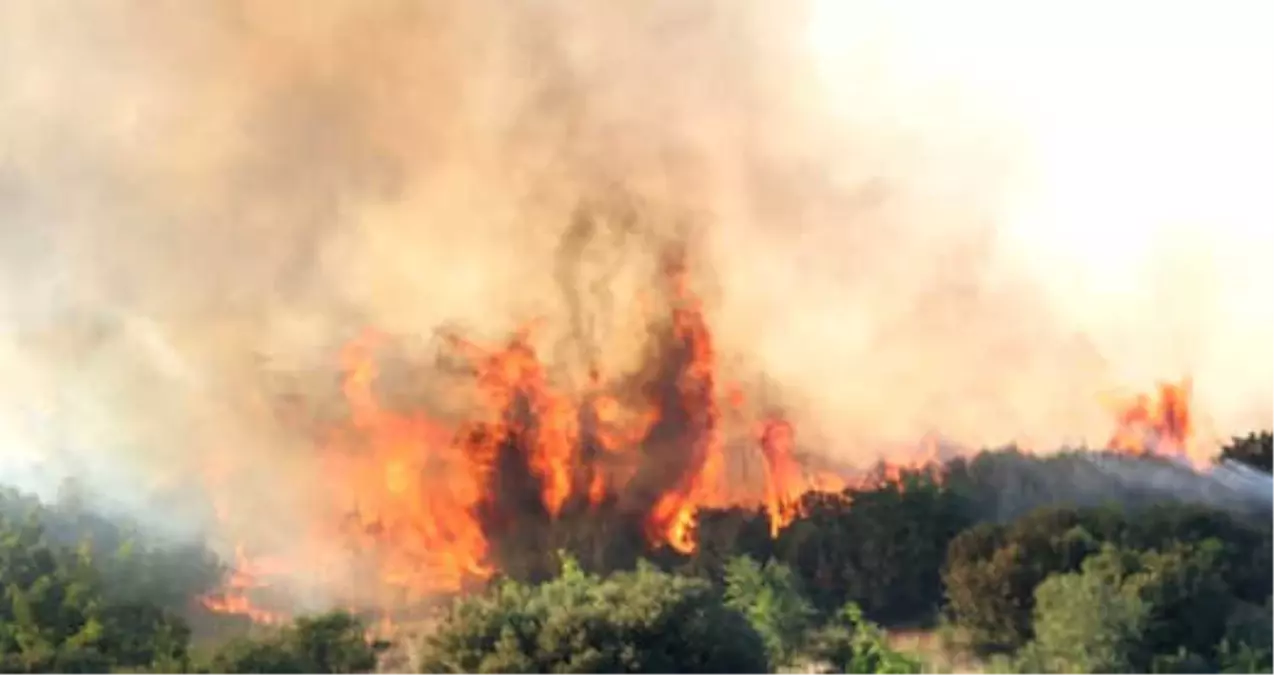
[{"x1": 0, "y1": 0, "x2": 1270, "y2": 587}]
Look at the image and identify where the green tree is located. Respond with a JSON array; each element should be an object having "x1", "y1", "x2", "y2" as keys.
[
  {"x1": 1017, "y1": 542, "x2": 1257, "y2": 673},
  {"x1": 722, "y1": 556, "x2": 816, "y2": 668},
  {"x1": 805, "y1": 604, "x2": 922, "y2": 674},
  {"x1": 1120, "y1": 503, "x2": 1272, "y2": 606},
  {"x1": 942, "y1": 501, "x2": 1272, "y2": 655},
  {"x1": 207, "y1": 611, "x2": 385, "y2": 674},
  {"x1": 682, "y1": 506, "x2": 774, "y2": 582},
  {"x1": 0, "y1": 513, "x2": 194, "y2": 673},
  {"x1": 1133, "y1": 540, "x2": 1235, "y2": 660},
  {"x1": 1215, "y1": 599, "x2": 1274, "y2": 673},
  {"x1": 418, "y1": 554, "x2": 768, "y2": 673},
  {"x1": 774, "y1": 469, "x2": 971, "y2": 625},
  {"x1": 942, "y1": 507, "x2": 1104, "y2": 653},
  {"x1": 1014, "y1": 546, "x2": 1154, "y2": 673},
  {"x1": 1218, "y1": 431, "x2": 1273, "y2": 474}
]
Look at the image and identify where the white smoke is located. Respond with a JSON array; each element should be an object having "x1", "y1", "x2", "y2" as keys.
[{"x1": 0, "y1": 0, "x2": 1268, "y2": 574}]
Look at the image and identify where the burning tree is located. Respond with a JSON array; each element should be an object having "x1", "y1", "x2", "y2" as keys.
[
  {"x1": 200, "y1": 243, "x2": 848, "y2": 621},
  {"x1": 196, "y1": 222, "x2": 1237, "y2": 628}
]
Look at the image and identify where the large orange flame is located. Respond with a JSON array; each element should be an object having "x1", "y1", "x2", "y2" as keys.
[
  {"x1": 198, "y1": 248, "x2": 846, "y2": 622},
  {"x1": 1104, "y1": 378, "x2": 1200, "y2": 465},
  {"x1": 197, "y1": 253, "x2": 1203, "y2": 625}
]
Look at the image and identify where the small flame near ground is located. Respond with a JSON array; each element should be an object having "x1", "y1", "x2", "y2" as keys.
[{"x1": 195, "y1": 253, "x2": 1202, "y2": 626}]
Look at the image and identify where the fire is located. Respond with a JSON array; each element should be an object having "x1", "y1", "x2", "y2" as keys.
[
  {"x1": 197, "y1": 246, "x2": 1203, "y2": 625},
  {"x1": 198, "y1": 545, "x2": 289, "y2": 625},
  {"x1": 198, "y1": 247, "x2": 847, "y2": 621},
  {"x1": 757, "y1": 417, "x2": 807, "y2": 536},
  {"x1": 1104, "y1": 378, "x2": 1199, "y2": 464}
]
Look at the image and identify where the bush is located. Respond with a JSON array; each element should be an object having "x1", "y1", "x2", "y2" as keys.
[
  {"x1": 417, "y1": 554, "x2": 769, "y2": 673},
  {"x1": 942, "y1": 502, "x2": 1273, "y2": 655},
  {"x1": 1017, "y1": 546, "x2": 1157, "y2": 673},
  {"x1": 804, "y1": 604, "x2": 922, "y2": 674},
  {"x1": 1219, "y1": 432, "x2": 1273, "y2": 474},
  {"x1": 722, "y1": 556, "x2": 816, "y2": 668},
  {"x1": 0, "y1": 512, "x2": 194, "y2": 673},
  {"x1": 206, "y1": 611, "x2": 385, "y2": 674},
  {"x1": 1014, "y1": 542, "x2": 1264, "y2": 673},
  {"x1": 682, "y1": 506, "x2": 774, "y2": 583},
  {"x1": 1216, "y1": 599, "x2": 1274, "y2": 673},
  {"x1": 0, "y1": 484, "x2": 223, "y2": 613},
  {"x1": 942, "y1": 507, "x2": 1105, "y2": 653},
  {"x1": 772, "y1": 469, "x2": 971, "y2": 626}
]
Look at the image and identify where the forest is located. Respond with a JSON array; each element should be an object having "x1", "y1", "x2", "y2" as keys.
[{"x1": 0, "y1": 432, "x2": 1270, "y2": 673}]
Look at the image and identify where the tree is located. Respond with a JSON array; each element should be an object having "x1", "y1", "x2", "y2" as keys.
[
  {"x1": 682, "y1": 506, "x2": 774, "y2": 583},
  {"x1": 207, "y1": 611, "x2": 385, "y2": 674},
  {"x1": 1215, "y1": 599, "x2": 1273, "y2": 673},
  {"x1": 1119, "y1": 503, "x2": 1272, "y2": 606},
  {"x1": 773, "y1": 469, "x2": 971, "y2": 625},
  {"x1": 722, "y1": 556, "x2": 817, "y2": 668},
  {"x1": 1015, "y1": 546, "x2": 1155, "y2": 673},
  {"x1": 0, "y1": 483, "x2": 223, "y2": 614},
  {"x1": 1132, "y1": 540, "x2": 1236, "y2": 660},
  {"x1": 1218, "y1": 432, "x2": 1273, "y2": 474},
  {"x1": 0, "y1": 512, "x2": 195, "y2": 673},
  {"x1": 1016, "y1": 542, "x2": 1256, "y2": 673},
  {"x1": 417, "y1": 554, "x2": 768, "y2": 673},
  {"x1": 805, "y1": 604, "x2": 922, "y2": 674},
  {"x1": 942, "y1": 501, "x2": 1273, "y2": 655},
  {"x1": 941, "y1": 507, "x2": 1104, "y2": 653}
]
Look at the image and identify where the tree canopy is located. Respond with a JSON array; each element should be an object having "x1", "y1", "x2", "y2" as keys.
[{"x1": 1, "y1": 435, "x2": 1270, "y2": 674}]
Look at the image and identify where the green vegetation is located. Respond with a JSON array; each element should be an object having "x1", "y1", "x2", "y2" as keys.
[
  {"x1": 418, "y1": 553, "x2": 919, "y2": 673},
  {"x1": 1220, "y1": 431, "x2": 1273, "y2": 473},
  {"x1": 207, "y1": 612, "x2": 386, "y2": 674},
  {"x1": 418, "y1": 555, "x2": 769, "y2": 673},
  {"x1": 0, "y1": 434, "x2": 1269, "y2": 673}
]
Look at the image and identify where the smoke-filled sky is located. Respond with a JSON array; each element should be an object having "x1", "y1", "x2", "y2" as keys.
[{"x1": 0, "y1": 0, "x2": 1270, "y2": 529}]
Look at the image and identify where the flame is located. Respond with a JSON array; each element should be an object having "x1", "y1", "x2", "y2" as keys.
[
  {"x1": 1104, "y1": 378, "x2": 1200, "y2": 465},
  {"x1": 198, "y1": 248, "x2": 847, "y2": 621},
  {"x1": 757, "y1": 417, "x2": 807, "y2": 535},
  {"x1": 198, "y1": 545, "x2": 289, "y2": 625},
  {"x1": 196, "y1": 249, "x2": 1201, "y2": 625}
]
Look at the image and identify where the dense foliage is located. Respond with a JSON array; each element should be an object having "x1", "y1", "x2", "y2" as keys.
[
  {"x1": 1220, "y1": 431, "x2": 1274, "y2": 473},
  {"x1": 418, "y1": 555, "x2": 770, "y2": 673},
  {"x1": 942, "y1": 503, "x2": 1272, "y2": 655},
  {"x1": 0, "y1": 432, "x2": 1269, "y2": 673},
  {"x1": 0, "y1": 488, "x2": 384, "y2": 673},
  {"x1": 419, "y1": 554, "x2": 918, "y2": 673},
  {"x1": 770, "y1": 471, "x2": 971, "y2": 625},
  {"x1": 207, "y1": 612, "x2": 386, "y2": 674}
]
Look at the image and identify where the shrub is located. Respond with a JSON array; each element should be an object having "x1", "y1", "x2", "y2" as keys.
[
  {"x1": 1015, "y1": 546, "x2": 1155, "y2": 673},
  {"x1": 417, "y1": 554, "x2": 768, "y2": 673},
  {"x1": 805, "y1": 604, "x2": 922, "y2": 674},
  {"x1": 207, "y1": 611, "x2": 384, "y2": 674},
  {"x1": 0, "y1": 513, "x2": 194, "y2": 673},
  {"x1": 723, "y1": 556, "x2": 817, "y2": 668},
  {"x1": 1017, "y1": 542, "x2": 1256, "y2": 673},
  {"x1": 942, "y1": 502, "x2": 1272, "y2": 654},
  {"x1": 941, "y1": 507, "x2": 1104, "y2": 653},
  {"x1": 1219, "y1": 432, "x2": 1273, "y2": 474},
  {"x1": 773, "y1": 469, "x2": 971, "y2": 625}
]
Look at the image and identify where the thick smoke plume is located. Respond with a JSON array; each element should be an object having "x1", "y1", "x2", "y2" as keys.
[{"x1": 0, "y1": 0, "x2": 1270, "y2": 606}]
